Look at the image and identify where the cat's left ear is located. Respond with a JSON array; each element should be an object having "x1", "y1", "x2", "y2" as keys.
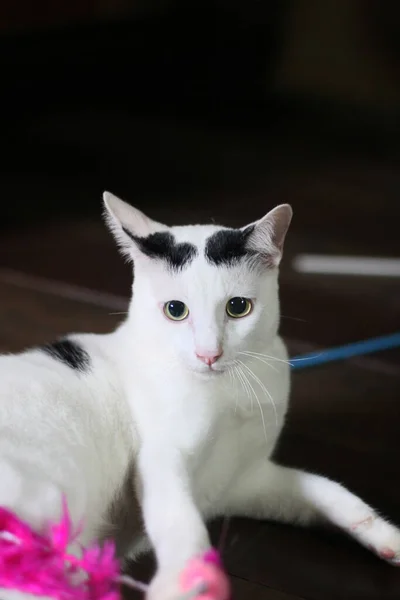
[
  {"x1": 245, "y1": 204, "x2": 293, "y2": 267},
  {"x1": 103, "y1": 191, "x2": 165, "y2": 259}
]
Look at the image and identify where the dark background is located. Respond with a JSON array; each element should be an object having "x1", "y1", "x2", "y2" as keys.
[
  {"x1": 0, "y1": 2, "x2": 399, "y2": 600},
  {"x1": 1, "y1": 0, "x2": 399, "y2": 238}
]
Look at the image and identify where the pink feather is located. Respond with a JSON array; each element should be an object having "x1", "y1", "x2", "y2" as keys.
[
  {"x1": 0, "y1": 501, "x2": 230, "y2": 600},
  {"x1": 0, "y1": 504, "x2": 120, "y2": 600}
]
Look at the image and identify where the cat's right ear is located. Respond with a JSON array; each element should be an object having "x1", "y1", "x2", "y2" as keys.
[{"x1": 103, "y1": 192, "x2": 164, "y2": 260}]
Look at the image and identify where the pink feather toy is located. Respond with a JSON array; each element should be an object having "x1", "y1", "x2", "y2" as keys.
[{"x1": 0, "y1": 501, "x2": 230, "y2": 600}]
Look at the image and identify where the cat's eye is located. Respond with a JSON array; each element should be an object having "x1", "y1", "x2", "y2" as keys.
[
  {"x1": 163, "y1": 300, "x2": 189, "y2": 321},
  {"x1": 226, "y1": 297, "x2": 253, "y2": 318}
]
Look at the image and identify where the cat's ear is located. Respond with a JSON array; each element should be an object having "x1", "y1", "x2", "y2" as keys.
[
  {"x1": 103, "y1": 191, "x2": 164, "y2": 259},
  {"x1": 245, "y1": 204, "x2": 292, "y2": 267}
]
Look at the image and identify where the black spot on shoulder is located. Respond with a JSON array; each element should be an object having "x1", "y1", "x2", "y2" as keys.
[
  {"x1": 41, "y1": 339, "x2": 91, "y2": 373},
  {"x1": 205, "y1": 226, "x2": 255, "y2": 266},
  {"x1": 122, "y1": 228, "x2": 197, "y2": 271}
]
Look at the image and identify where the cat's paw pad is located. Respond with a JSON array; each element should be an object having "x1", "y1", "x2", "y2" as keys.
[{"x1": 379, "y1": 547, "x2": 397, "y2": 560}]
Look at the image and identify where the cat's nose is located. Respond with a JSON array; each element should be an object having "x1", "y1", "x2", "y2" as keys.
[{"x1": 195, "y1": 350, "x2": 223, "y2": 366}]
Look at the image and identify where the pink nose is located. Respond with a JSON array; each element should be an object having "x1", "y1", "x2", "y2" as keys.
[{"x1": 196, "y1": 350, "x2": 223, "y2": 366}]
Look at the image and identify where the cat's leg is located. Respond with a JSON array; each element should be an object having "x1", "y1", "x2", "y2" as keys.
[
  {"x1": 138, "y1": 444, "x2": 211, "y2": 600},
  {"x1": 220, "y1": 460, "x2": 400, "y2": 564}
]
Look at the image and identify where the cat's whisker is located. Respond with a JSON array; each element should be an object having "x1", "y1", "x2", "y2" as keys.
[
  {"x1": 228, "y1": 366, "x2": 237, "y2": 412},
  {"x1": 236, "y1": 362, "x2": 269, "y2": 448},
  {"x1": 227, "y1": 366, "x2": 233, "y2": 389},
  {"x1": 236, "y1": 361, "x2": 252, "y2": 402},
  {"x1": 233, "y1": 365, "x2": 250, "y2": 412},
  {"x1": 243, "y1": 350, "x2": 294, "y2": 367},
  {"x1": 247, "y1": 349, "x2": 318, "y2": 365},
  {"x1": 234, "y1": 361, "x2": 254, "y2": 415},
  {"x1": 238, "y1": 360, "x2": 279, "y2": 427},
  {"x1": 226, "y1": 366, "x2": 237, "y2": 399},
  {"x1": 280, "y1": 314, "x2": 307, "y2": 323},
  {"x1": 234, "y1": 361, "x2": 253, "y2": 413},
  {"x1": 243, "y1": 350, "x2": 292, "y2": 365},
  {"x1": 290, "y1": 355, "x2": 323, "y2": 363},
  {"x1": 232, "y1": 367, "x2": 243, "y2": 414},
  {"x1": 238, "y1": 352, "x2": 279, "y2": 373},
  {"x1": 249, "y1": 366, "x2": 279, "y2": 427}
]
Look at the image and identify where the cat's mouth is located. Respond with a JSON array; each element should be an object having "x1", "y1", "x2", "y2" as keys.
[{"x1": 194, "y1": 364, "x2": 227, "y2": 376}]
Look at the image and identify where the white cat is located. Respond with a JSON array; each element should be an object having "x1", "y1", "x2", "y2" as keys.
[{"x1": 0, "y1": 192, "x2": 399, "y2": 600}]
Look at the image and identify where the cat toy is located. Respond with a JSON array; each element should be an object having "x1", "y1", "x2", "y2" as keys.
[
  {"x1": 0, "y1": 500, "x2": 230, "y2": 600},
  {"x1": 290, "y1": 331, "x2": 400, "y2": 370}
]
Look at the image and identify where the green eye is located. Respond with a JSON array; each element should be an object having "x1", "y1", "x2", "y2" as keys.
[
  {"x1": 226, "y1": 297, "x2": 253, "y2": 318},
  {"x1": 164, "y1": 300, "x2": 189, "y2": 321}
]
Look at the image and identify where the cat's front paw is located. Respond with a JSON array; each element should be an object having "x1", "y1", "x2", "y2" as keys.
[{"x1": 146, "y1": 553, "x2": 230, "y2": 600}]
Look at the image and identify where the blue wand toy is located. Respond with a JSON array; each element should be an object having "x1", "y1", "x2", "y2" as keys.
[{"x1": 290, "y1": 332, "x2": 400, "y2": 370}]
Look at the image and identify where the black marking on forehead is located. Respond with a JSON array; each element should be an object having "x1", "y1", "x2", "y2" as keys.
[
  {"x1": 41, "y1": 339, "x2": 91, "y2": 373},
  {"x1": 123, "y1": 227, "x2": 197, "y2": 270},
  {"x1": 205, "y1": 225, "x2": 255, "y2": 266}
]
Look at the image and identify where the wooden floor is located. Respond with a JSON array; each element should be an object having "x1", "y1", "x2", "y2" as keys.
[{"x1": 0, "y1": 200, "x2": 399, "y2": 600}]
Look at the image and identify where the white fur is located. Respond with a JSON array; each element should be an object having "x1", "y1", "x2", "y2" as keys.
[{"x1": 0, "y1": 193, "x2": 399, "y2": 600}]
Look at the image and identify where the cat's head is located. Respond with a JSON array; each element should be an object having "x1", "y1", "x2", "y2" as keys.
[{"x1": 104, "y1": 192, "x2": 292, "y2": 376}]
